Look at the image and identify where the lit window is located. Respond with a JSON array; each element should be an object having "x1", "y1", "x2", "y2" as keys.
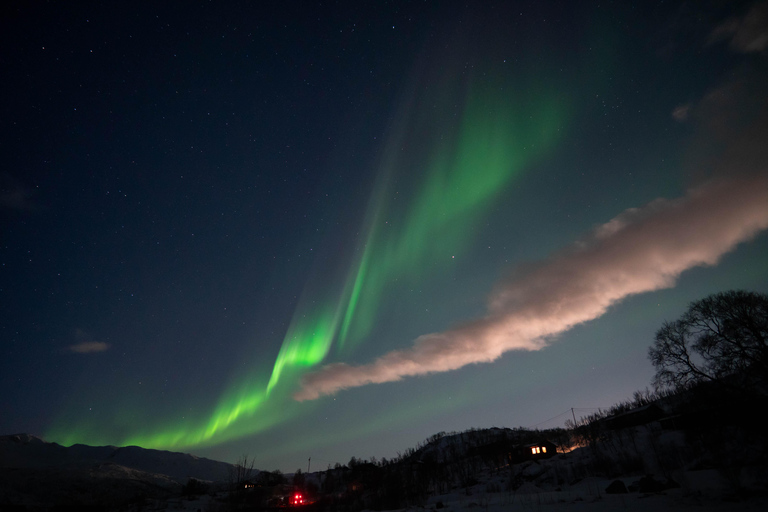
[
  {"x1": 542, "y1": 447, "x2": 546, "y2": 453},
  {"x1": 531, "y1": 447, "x2": 536, "y2": 454}
]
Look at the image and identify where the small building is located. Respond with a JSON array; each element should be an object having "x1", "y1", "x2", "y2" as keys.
[{"x1": 521, "y1": 440, "x2": 557, "y2": 460}]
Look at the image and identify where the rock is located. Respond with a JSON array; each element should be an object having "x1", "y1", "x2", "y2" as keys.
[{"x1": 605, "y1": 480, "x2": 628, "y2": 494}]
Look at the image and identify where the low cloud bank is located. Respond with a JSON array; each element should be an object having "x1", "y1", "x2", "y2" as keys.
[{"x1": 296, "y1": 174, "x2": 768, "y2": 400}]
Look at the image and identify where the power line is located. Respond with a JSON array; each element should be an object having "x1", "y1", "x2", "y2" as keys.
[{"x1": 527, "y1": 407, "x2": 609, "y2": 429}]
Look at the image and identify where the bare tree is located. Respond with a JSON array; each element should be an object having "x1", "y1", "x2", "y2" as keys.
[
  {"x1": 293, "y1": 468, "x2": 305, "y2": 489},
  {"x1": 649, "y1": 290, "x2": 768, "y2": 390},
  {"x1": 229, "y1": 453, "x2": 256, "y2": 491}
]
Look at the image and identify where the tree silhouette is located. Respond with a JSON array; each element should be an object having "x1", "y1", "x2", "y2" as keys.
[
  {"x1": 293, "y1": 468, "x2": 305, "y2": 489},
  {"x1": 649, "y1": 290, "x2": 768, "y2": 390},
  {"x1": 229, "y1": 453, "x2": 256, "y2": 491}
]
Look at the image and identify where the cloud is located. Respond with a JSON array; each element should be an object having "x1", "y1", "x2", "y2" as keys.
[
  {"x1": 68, "y1": 336, "x2": 110, "y2": 354},
  {"x1": 295, "y1": 173, "x2": 768, "y2": 400},
  {"x1": 709, "y1": 1, "x2": 768, "y2": 53},
  {"x1": 68, "y1": 341, "x2": 110, "y2": 354},
  {"x1": 671, "y1": 104, "x2": 690, "y2": 122}
]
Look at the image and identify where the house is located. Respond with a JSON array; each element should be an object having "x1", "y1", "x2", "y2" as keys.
[
  {"x1": 507, "y1": 440, "x2": 558, "y2": 463},
  {"x1": 521, "y1": 440, "x2": 557, "y2": 460}
]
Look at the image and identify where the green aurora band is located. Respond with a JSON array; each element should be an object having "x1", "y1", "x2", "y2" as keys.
[{"x1": 46, "y1": 75, "x2": 569, "y2": 451}]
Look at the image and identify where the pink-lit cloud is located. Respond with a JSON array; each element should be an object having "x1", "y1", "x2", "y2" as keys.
[
  {"x1": 68, "y1": 341, "x2": 110, "y2": 354},
  {"x1": 296, "y1": 174, "x2": 768, "y2": 400}
]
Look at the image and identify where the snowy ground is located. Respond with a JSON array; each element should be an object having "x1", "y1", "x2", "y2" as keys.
[
  {"x1": 416, "y1": 475, "x2": 768, "y2": 512},
  {"x1": 141, "y1": 467, "x2": 768, "y2": 511},
  {"x1": 159, "y1": 486, "x2": 768, "y2": 512}
]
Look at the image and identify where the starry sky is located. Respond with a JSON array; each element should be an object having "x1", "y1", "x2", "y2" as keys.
[{"x1": 2, "y1": 1, "x2": 768, "y2": 472}]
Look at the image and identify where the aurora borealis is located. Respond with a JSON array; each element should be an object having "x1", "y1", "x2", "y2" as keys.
[
  {"x1": 75, "y1": 61, "x2": 568, "y2": 451},
  {"x1": 3, "y1": 1, "x2": 768, "y2": 472}
]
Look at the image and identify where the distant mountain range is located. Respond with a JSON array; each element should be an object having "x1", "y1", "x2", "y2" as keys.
[
  {"x1": 0, "y1": 433, "x2": 236, "y2": 483},
  {"x1": 0, "y1": 433, "x2": 243, "y2": 510}
]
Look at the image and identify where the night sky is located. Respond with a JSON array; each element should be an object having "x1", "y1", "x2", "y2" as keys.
[{"x1": 3, "y1": 1, "x2": 768, "y2": 472}]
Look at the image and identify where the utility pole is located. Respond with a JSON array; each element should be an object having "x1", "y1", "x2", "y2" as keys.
[
  {"x1": 571, "y1": 408, "x2": 577, "y2": 426},
  {"x1": 307, "y1": 457, "x2": 311, "y2": 474}
]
